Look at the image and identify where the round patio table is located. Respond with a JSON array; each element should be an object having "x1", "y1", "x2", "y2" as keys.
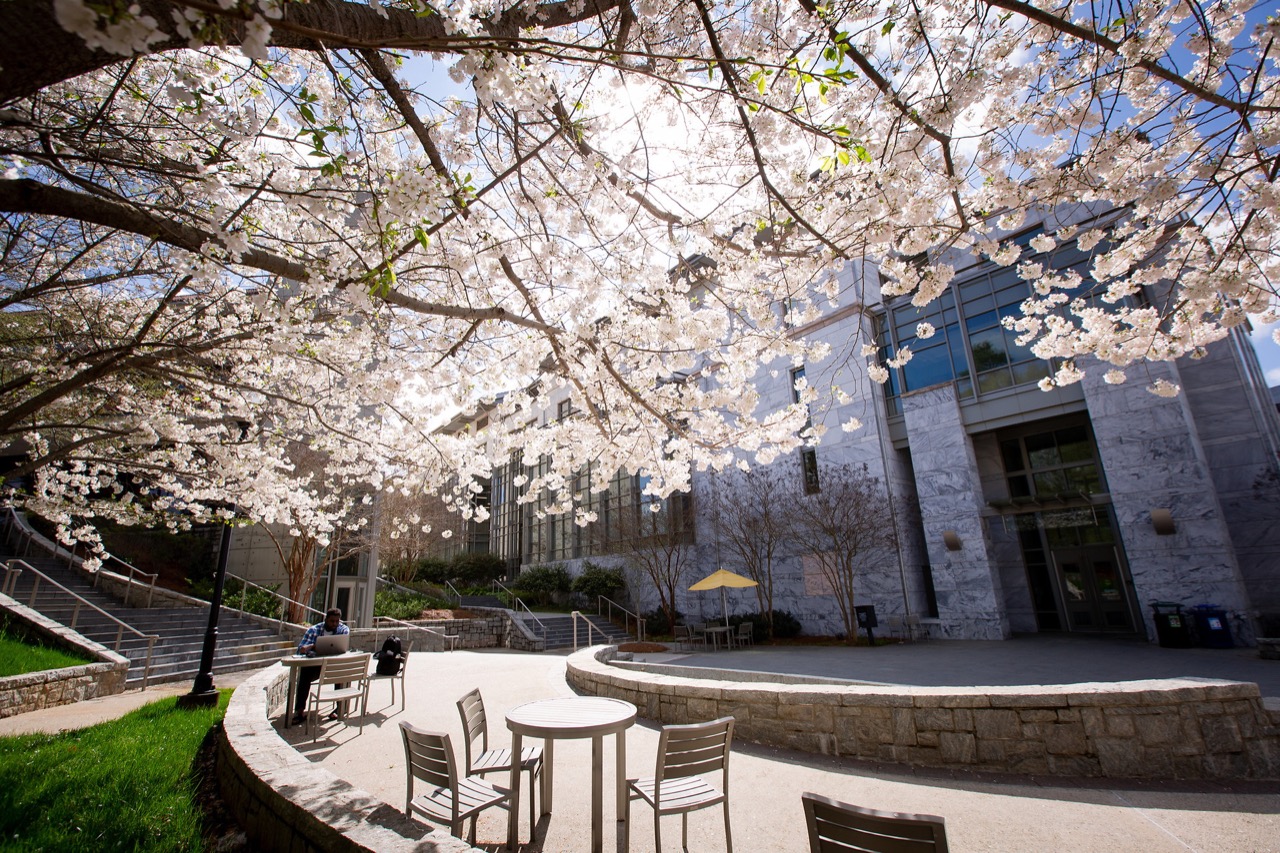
[{"x1": 505, "y1": 695, "x2": 637, "y2": 852}]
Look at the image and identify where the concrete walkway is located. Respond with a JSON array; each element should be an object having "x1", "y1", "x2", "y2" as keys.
[{"x1": 4, "y1": 639, "x2": 1279, "y2": 851}]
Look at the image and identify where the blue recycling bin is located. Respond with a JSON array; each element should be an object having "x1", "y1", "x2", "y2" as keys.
[{"x1": 1189, "y1": 604, "x2": 1234, "y2": 648}]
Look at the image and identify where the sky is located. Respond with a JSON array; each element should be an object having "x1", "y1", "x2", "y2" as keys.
[{"x1": 1252, "y1": 323, "x2": 1280, "y2": 389}]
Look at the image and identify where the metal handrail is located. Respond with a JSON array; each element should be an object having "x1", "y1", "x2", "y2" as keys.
[
  {"x1": 572, "y1": 610, "x2": 602, "y2": 649},
  {"x1": 371, "y1": 614, "x2": 458, "y2": 652},
  {"x1": 445, "y1": 580, "x2": 463, "y2": 606},
  {"x1": 2, "y1": 558, "x2": 159, "y2": 689},
  {"x1": 492, "y1": 578, "x2": 547, "y2": 641},
  {"x1": 218, "y1": 571, "x2": 322, "y2": 637},
  {"x1": 597, "y1": 595, "x2": 647, "y2": 642},
  {"x1": 99, "y1": 553, "x2": 158, "y2": 608},
  {"x1": 2, "y1": 507, "x2": 160, "y2": 608}
]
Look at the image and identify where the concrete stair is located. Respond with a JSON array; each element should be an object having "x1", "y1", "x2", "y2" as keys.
[
  {"x1": 529, "y1": 613, "x2": 634, "y2": 650},
  {"x1": 2, "y1": 549, "x2": 293, "y2": 686}
]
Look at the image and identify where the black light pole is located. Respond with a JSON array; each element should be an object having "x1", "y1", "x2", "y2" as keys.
[{"x1": 178, "y1": 518, "x2": 233, "y2": 708}]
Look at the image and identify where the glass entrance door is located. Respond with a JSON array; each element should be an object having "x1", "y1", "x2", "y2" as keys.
[{"x1": 1051, "y1": 546, "x2": 1134, "y2": 632}]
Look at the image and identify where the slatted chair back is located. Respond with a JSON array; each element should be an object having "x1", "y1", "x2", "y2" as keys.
[
  {"x1": 401, "y1": 723, "x2": 458, "y2": 810},
  {"x1": 654, "y1": 715, "x2": 734, "y2": 794},
  {"x1": 319, "y1": 654, "x2": 371, "y2": 686},
  {"x1": 456, "y1": 687, "x2": 491, "y2": 768},
  {"x1": 802, "y1": 792, "x2": 949, "y2": 853}
]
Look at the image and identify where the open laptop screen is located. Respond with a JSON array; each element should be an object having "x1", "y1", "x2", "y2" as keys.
[{"x1": 313, "y1": 633, "x2": 350, "y2": 656}]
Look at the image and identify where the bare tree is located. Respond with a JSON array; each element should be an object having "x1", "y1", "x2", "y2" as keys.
[
  {"x1": 784, "y1": 462, "x2": 897, "y2": 645},
  {"x1": 596, "y1": 496, "x2": 696, "y2": 632},
  {"x1": 374, "y1": 487, "x2": 467, "y2": 583},
  {"x1": 707, "y1": 465, "x2": 793, "y2": 637}
]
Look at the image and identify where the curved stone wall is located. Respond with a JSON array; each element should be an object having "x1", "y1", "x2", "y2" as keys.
[
  {"x1": 566, "y1": 647, "x2": 1280, "y2": 780},
  {"x1": 217, "y1": 665, "x2": 481, "y2": 853}
]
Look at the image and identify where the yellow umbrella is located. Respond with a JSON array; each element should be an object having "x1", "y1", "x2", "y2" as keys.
[{"x1": 689, "y1": 568, "x2": 758, "y2": 625}]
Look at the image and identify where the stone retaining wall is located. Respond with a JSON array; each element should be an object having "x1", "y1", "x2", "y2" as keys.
[
  {"x1": 0, "y1": 594, "x2": 129, "y2": 718},
  {"x1": 566, "y1": 647, "x2": 1280, "y2": 780},
  {"x1": 218, "y1": 665, "x2": 483, "y2": 853}
]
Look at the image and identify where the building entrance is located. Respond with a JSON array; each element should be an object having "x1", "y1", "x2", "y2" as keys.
[{"x1": 1049, "y1": 545, "x2": 1134, "y2": 632}]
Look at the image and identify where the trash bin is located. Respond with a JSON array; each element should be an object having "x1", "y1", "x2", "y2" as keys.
[
  {"x1": 1189, "y1": 604, "x2": 1234, "y2": 648},
  {"x1": 855, "y1": 605, "x2": 878, "y2": 646},
  {"x1": 1150, "y1": 601, "x2": 1194, "y2": 648}
]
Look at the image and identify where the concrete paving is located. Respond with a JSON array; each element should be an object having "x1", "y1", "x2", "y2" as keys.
[{"x1": 4, "y1": 639, "x2": 1279, "y2": 851}]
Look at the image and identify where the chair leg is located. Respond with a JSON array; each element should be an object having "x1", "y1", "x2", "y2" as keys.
[
  {"x1": 527, "y1": 766, "x2": 537, "y2": 830},
  {"x1": 654, "y1": 811, "x2": 662, "y2": 852},
  {"x1": 724, "y1": 801, "x2": 733, "y2": 853},
  {"x1": 466, "y1": 816, "x2": 476, "y2": 845},
  {"x1": 682, "y1": 813, "x2": 689, "y2": 851}
]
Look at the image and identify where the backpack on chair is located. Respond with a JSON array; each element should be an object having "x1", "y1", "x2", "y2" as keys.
[{"x1": 375, "y1": 635, "x2": 403, "y2": 675}]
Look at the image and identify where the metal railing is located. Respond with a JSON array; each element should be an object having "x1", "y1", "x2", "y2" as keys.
[
  {"x1": 371, "y1": 614, "x2": 458, "y2": 652},
  {"x1": 2, "y1": 507, "x2": 159, "y2": 607},
  {"x1": 2, "y1": 558, "x2": 160, "y2": 688},
  {"x1": 572, "y1": 610, "x2": 602, "y2": 649},
  {"x1": 597, "y1": 595, "x2": 646, "y2": 642},
  {"x1": 225, "y1": 573, "x2": 323, "y2": 636},
  {"x1": 98, "y1": 553, "x2": 158, "y2": 608},
  {"x1": 491, "y1": 579, "x2": 547, "y2": 642},
  {"x1": 445, "y1": 580, "x2": 463, "y2": 606}
]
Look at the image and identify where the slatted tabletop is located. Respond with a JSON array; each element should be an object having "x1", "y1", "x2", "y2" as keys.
[{"x1": 505, "y1": 696, "x2": 636, "y2": 738}]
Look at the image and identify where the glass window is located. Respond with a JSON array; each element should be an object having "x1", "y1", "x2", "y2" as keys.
[{"x1": 969, "y1": 327, "x2": 1009, "y2": 371}]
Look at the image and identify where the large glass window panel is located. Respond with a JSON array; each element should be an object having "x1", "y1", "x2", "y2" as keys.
[
  {"x1": 946, "y1": 325, "x2": 970, "y2": 377},
  {"x1": 1000, "y1": 439, "x2": 1025, "y2": 472},
  {"x1": 977, "y1": 369, "x2": 1013, "y2": 393},
  {"x1": 1056, "y1": 427, "x2": 1092, "y2": 462},
  {"x1": 963, "y1": 294, "x2": 996, "y2": 320},
  {"x1": 1012, "y1": 360, "x2": 1051, "y2": 385},
  {"x1": 902, "y1": 342, "x2": 955, "y2": 389},
  {"x1": 970, "y1": 327, "x2": 1009, "y2": 371},
  {"x1": 955, "y1": 376, "x2": 974, "y2": 399},
  {"x1": 1033, "y1": 469, "x2": 1068, "y2": 494},
  {"x1": 1025, "y1": 433, "x2": 1059, "y2": 467}
]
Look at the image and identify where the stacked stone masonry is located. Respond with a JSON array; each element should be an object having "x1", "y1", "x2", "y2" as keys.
[
  {"x1": 0, "y1": 594, "x2": 129, "y2": 718},
  {"x1": 218, "y1": 665, "x2": 483, "y2": 853},
  {"x1": 566, "y1": 647, "x2": 1280, "y2": 780}
]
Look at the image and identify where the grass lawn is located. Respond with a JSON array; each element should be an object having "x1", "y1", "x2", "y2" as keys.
[
  {"x1": 0, "y1": 625, "x2": 93, "y2": 677},
  {"x1": 0, "y1": 692, "x2": 231, "y2": 852}
]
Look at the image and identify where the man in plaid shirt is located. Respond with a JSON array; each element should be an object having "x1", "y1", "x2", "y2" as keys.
[{"x1": 292, "y1": 608, "x2": 349, "y2": 724}]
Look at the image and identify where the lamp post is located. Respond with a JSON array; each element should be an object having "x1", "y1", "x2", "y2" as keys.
[{"x1": 177, "y1": 518, "x2": 233, "y2": 709}]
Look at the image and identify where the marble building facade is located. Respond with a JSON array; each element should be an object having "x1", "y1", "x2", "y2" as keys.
[{"x1": 474, "y1": 207, "x2": 1280, "y2": 646}]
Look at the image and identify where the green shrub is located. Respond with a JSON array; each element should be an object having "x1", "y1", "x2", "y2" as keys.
[
  {"x1": 643, "y1": 606, "x2": 680, "y2": 636},
  {"x1": 413, "y1": 557, "x2": 452, "y2": 584},
  {"x1": 571, "y1": 562, "x2": 626, "y2": 601},
  {"x1": 514, "y1": 564, "x2": 572, "y2": 605},
  {"x1": 730, "y1": 609, "x2": 801, "y2": 639},
  {"x1": 374, "y1": 588, "x2": 436, "y2": 620},
  {"x1": 451, "y1": 552, "x2": 507, "y2": 586},
  {"x1": 191, "y1": 576, "x2": 285, "y2": 619}
]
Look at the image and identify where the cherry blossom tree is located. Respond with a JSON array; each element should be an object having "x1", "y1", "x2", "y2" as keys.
[{"x1": 1, "y1": 0, "x2": 1277, "y2": 548}]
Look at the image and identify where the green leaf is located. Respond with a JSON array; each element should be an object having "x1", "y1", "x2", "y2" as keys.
[
  {"x1": 413, "y1": 226, "x2": 431, "y2": 251},
  {"x1": 882, "y1": 20, "x2": 896, "y2": 36}
]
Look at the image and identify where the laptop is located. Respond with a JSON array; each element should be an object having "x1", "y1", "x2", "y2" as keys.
[{"x1": 313, "y1": 633, "x2": 350, "y2": 656}]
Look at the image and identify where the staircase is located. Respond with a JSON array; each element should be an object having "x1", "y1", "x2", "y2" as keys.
[
  {"x1": 2, "y1": 547, "x2": 295, "y2": 687},
  {"x1": 530, "y1": 613, "x2": 634, "y2": 650}
]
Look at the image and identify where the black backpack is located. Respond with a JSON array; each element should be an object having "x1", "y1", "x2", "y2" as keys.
[{"x1": 375, "y1": 636, "x2": 403, "y2": 675}]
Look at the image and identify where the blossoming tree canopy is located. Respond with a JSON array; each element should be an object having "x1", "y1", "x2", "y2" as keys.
[{"x1": 1, "y1": 0, "x2": 1276, "y2": 545}]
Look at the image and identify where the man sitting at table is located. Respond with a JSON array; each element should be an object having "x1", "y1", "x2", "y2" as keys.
[{"x1": 292, "y1": 608, "x2": 349, "y2": 725}]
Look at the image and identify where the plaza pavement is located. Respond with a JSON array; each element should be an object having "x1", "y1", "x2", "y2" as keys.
[{"x1": 4, "y1": 637, "x2": 1278, "y2": 851}]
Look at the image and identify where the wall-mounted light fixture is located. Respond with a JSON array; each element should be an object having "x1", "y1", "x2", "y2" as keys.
[
  {"x1": 1150, "y1": 508, "x2": 1176, "y2": 536},
  {"x1": 942, "y1": 530, "x2": 962, "y2": 551}
]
